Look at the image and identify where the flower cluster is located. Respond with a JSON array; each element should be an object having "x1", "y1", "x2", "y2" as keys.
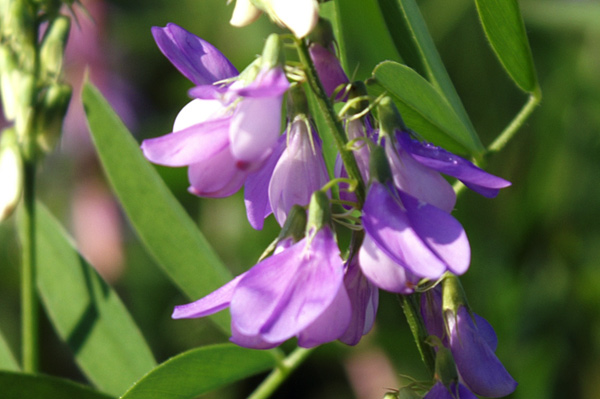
[{"x1": 142, "y1": 21, "x2": 515, "y2": 394}]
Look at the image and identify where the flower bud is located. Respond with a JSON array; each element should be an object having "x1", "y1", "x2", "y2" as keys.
[
  {"x1": 0, "y1": 128, "x2": 23, "y2": 221},
  {"x1": 287, "y1": 84, "x2": 309, "y2": 119},
  {"x1": 307, "y1": 17, "x2": 335, "y2": 49},
  {"x1": 306, "y1": 190, "x2": 331, "y2": 233},
  {"x1": 434, "y1": 346, "x2": 459, "y2": 386},
  {"x1": 0, "y1": 44, "x2": 18, "y2": 121},
  {"x1": 277, "y1": 204, "x2": 307, "y2": 244},
  {"x1": 260, "y1": 33, "x2": 283, "y2": 71},
  {"x1": 369, "y1": 145, "x2": 393, "y2": 184},
  {"x1": 377, "y1": 96, "x2": 407, "y2": 138},
  {"x1": 35, "y1": 82, "x2": 72, "y2": 153},
  {"x1": 40, "y1": 15, "x2": 71, "y2": 79},
  {"x1": 441, "y1": 273, "x2": 469, "y2": 318}
]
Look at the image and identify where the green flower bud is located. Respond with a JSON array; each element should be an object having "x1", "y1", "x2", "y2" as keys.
[
  {"x1": 287, "y1": 84, "x2": 309, "y2": 119},
  {"x1": 377, "y1": 96, "x2": 407, "y2": 138},
  {"x1": 0, "y1": 128, "x2": 23, "y2": 221},
  {"x1": 277, "y1": 204, "x2": 307, "y2": 244},
  {"x1": 35, "y1": 82, "x2": 72, "y2": 153},
  {"x1": 434, "y1": 346, "x2": 458, "y2": 386},
  {"x1": 0, "y1": 44, "x2": 19, "y2": 121},
  {"x1": 307, "y1": 17, "x2": 335, "y2": 49},
  {"x1": 3, "y1": 0, "x2": 36, "y2": 70},
  {"x1": 346, "y1": 81, "x2": 369, "y2": 116},
  {"x1": 369, "y1": 145, "x2": 393, "y2": 184},
  {"x1": 261, "y1": 33, "x2": 283, "y2": 71},
  {"x1": 306, "y1": 190, "x2": 331, "y2": 234},
  {"x1": 40, "y1": 15, "x2": 71, "y2": 79},
  {"x1": 442, "y1": 273, "x2": 469, "y2": 317}
]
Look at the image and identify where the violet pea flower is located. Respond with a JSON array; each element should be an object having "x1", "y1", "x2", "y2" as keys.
[
  {"x1": 397, "y1": 132, "x2": 512, "y2": 199},
  {"x1": 338, "y1": 256, "x2": 379, "y2": 346},
  {"x1": 421, "y1": 288, "x2": 518, "y2": 398},
  {"x1": 424, "y1": 381, "x2": 478, "y2": 399},
  {"x1": 359, "y1": 182, "x2": 470, "y2": 293},
  {"x1": 244, "y1": 118, "x2": 330, "y2": 229},
  {"x1": 309, "y1": 43, "x2": 349, "y2": 101},
  {"x1": 141, "y1": 24, "x2": 289, "y2": 197},
  {"x1": 172, "y1": 226, "x2": 352, "y2": 349}
]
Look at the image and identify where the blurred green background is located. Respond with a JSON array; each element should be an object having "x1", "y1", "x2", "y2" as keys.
[{"x1": 1, "y1": 0, "x2": 599, "y2": 398}]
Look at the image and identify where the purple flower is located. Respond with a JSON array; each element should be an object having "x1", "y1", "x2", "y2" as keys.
[
  {"x1": 338, "y1": 257, "x2": 379, "y2": 345},
  {"x1": 141, "y1": 24, "x2": 289, "y2": 197},
  {"x1": 359, "y1": 182, "x2": 470, "y2": 293},
  {"x1": 172, "y1": 226, "x2": 353, "y2": 349},
  {"x1": 421, "y1": 288, "x2": 518, "y2": 398},
  {"x1": 424, "y1": 381, "x2": 478, "y2": 399},
  {"x1": 244, "y1": 118, "x2": 330, "y2": 229},
  {"x1": 397, "y1": 132, "x2": 511, "y2": 199},
  {"x1": 309, "y1": 43, "x2": 349, "y2": 100}
]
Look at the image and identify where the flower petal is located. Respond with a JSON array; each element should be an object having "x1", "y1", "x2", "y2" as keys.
[
  {"x1": 420, "y1": 287, "x2": 446, "y2": 344},
  {"x1": 269, "y1": 0, "x2": 319, "y2": 38},
  {"x1": 358, "y1": 233, "x2": 418, "y2": 294},
  {"x1": 297, "y1": 282, "x2": 351, "y2": 348},
  {"x1": 152, "y1": 23, "x2": 238, "y2": 86},
  {"x1": 234, "y1": 68, "x2": 290, "y2": 98},
  {"x1": 230, "y1": 0, "x2": 262, "y2": 27},
  {"x1": 229, "y1": 96, "x2": 282, "y2": 164},
  {"x1": 449, "y1": 307, "x2": 518, "y2": 397},
  {"x1": 398, "y1": 133, "x2": 511, "y2": 198},
  {"x1": 386, "y1": 140, "x2": 456, "y2": 213},
  {"x1": 230, "y1": 228, "x2": 344, "y2": 344},
  {"x1": 244, "y1": 134, "x2": 286, "y2": 230},
  {"x1": 230, "y1": 323, "x2": 279, "y2": 349},
  {"x1": 187, "y1": 147, "x2": 248, "y2": 197},
  {"x1": 141, "y1": 117, "x2": 230, "y2": 167},
  {"x1": 362, "y1": 183, "x2": 448, "y2": 278},
  {"x1": 269, "y1": 122, "x2": 329, "y2": 226},
  {"x1": 398, "y1": 191, "x2": 470, "y2": 275},
  {"x1": 172, "y1": 273, "x2": 246, "y2": 319},
  {"x1": 309, "y1": 43, "x2": 349, "y2": 100},
  {"x1": 338, "y1": 259, "x2": 379, "y2": 345}
]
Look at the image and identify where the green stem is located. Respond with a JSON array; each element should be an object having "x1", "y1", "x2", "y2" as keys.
[
  {"x1": 294, "y1": 38, "x2": 366, "y2": 206},
  {"x1": 487, "y1": 92, "x2": 541, "y2": 154},
  {"x1": 453, "y1": 91, "x2": 541, "y2": 197},
  {"x1": 248, "y1": 347, "x2": 314, "y2": 399},
  {"x1": 21, "y1": 159, "x2": 38, "y2": 373},
  {"x1": 400, "y1": 294, "x2": 435, "y2": 376}
]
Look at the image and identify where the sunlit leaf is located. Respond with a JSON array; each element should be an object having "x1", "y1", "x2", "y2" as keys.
[
  {"x1": 0, "y1": 331, "x2": 18, "y2": 371},
  {"x1": 82, "y1": 81, "x2": 232, "y2": 333},
  {"x1": 371, "y1": 61, "x2": 479, "y2": 155},
  {"x1": 120, "y1": 344, "x2": 276, "y2": 399},
  {"x1": 375, "y1": 0, "x2": 483, "y2": 153},
  {"x1": 0, "y1": 371, "x2": 114, "y2": 399},
  {"x1": 474, "y1": 0, "x2": 539, "y2": 93},
  {"x1": 33, "y1": 203, "x2": 156, "y2": 396}
]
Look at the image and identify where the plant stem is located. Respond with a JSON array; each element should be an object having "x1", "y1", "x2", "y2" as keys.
[
  {"x1": 400, "y1": 294, "x2": 435, "y2": 376},
  {"x1": 21, "y1": 158, "x2": 38, "y2": 373},
  {"x1": 248, "y1": 347, "x2": 314, "y2": 399},
  {"x1": 294, "y1": 38, "x2": 366, "y2": 206},
  {"x1": 487, "y1": 92, "x2": 541, "y2": 154}
]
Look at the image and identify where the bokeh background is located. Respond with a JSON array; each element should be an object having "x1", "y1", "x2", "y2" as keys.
[{"x1": 1, "y1": 0, "x2": 599, "y2": 398}]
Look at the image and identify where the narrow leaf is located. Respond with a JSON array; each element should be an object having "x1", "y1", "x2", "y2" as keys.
[
  {"x1": 120, "y1": 344, "x2": 276, "y2": 399},
  {"x1": 474, "y1": 0, "x2": 539, "y2": 93},
  {"x1": 82, "y1": 81, "x2": 232, "y2": 333},
  {"x1": 333, "y1": 0, "x2": 402, "y2": 79},
  {"x1": 375, "y1": 0, "x2": 483, "y2": 154},
  {"x1": 33, "y1": 203, "x2": 156, "y2": 396},
  {"x1": 371, "y1": 61, "x2": 477, "y2": 154},
  {"x1": 0, "y1": 371, "x2": 114, "y2": 399},
  {"x1": 0, "y1": 330, "x2": 19, "y2": 371}
]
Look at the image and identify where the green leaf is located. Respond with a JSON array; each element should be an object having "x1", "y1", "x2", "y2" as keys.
[
  {"x1": 33, "y1": 203, "x2": 156, "y2": 396},
  {"x1": 371, "y1": 61, "x2": 478, "y2": 154},
  {"x1": 0, "y1": 371, "x2": 114, "y2": 399},
  {"x1": 120, "y1": 344, "x2": 277, "y2": 399},
  {"x1": 82, "y1": 81, "x2": 232, "y2": 333},
  {"x1": 375, "y1": 0, "x2": 483, "y2": 154},
  {"x1": 0, "y1": 330, "x2": 19, "y2": 371},
  {"x1": 474, "y1": 0, "x2": 539, "y2": 94},
  {"x1": 332, "y1": 0, "x2": 402, "y2": 80}
]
